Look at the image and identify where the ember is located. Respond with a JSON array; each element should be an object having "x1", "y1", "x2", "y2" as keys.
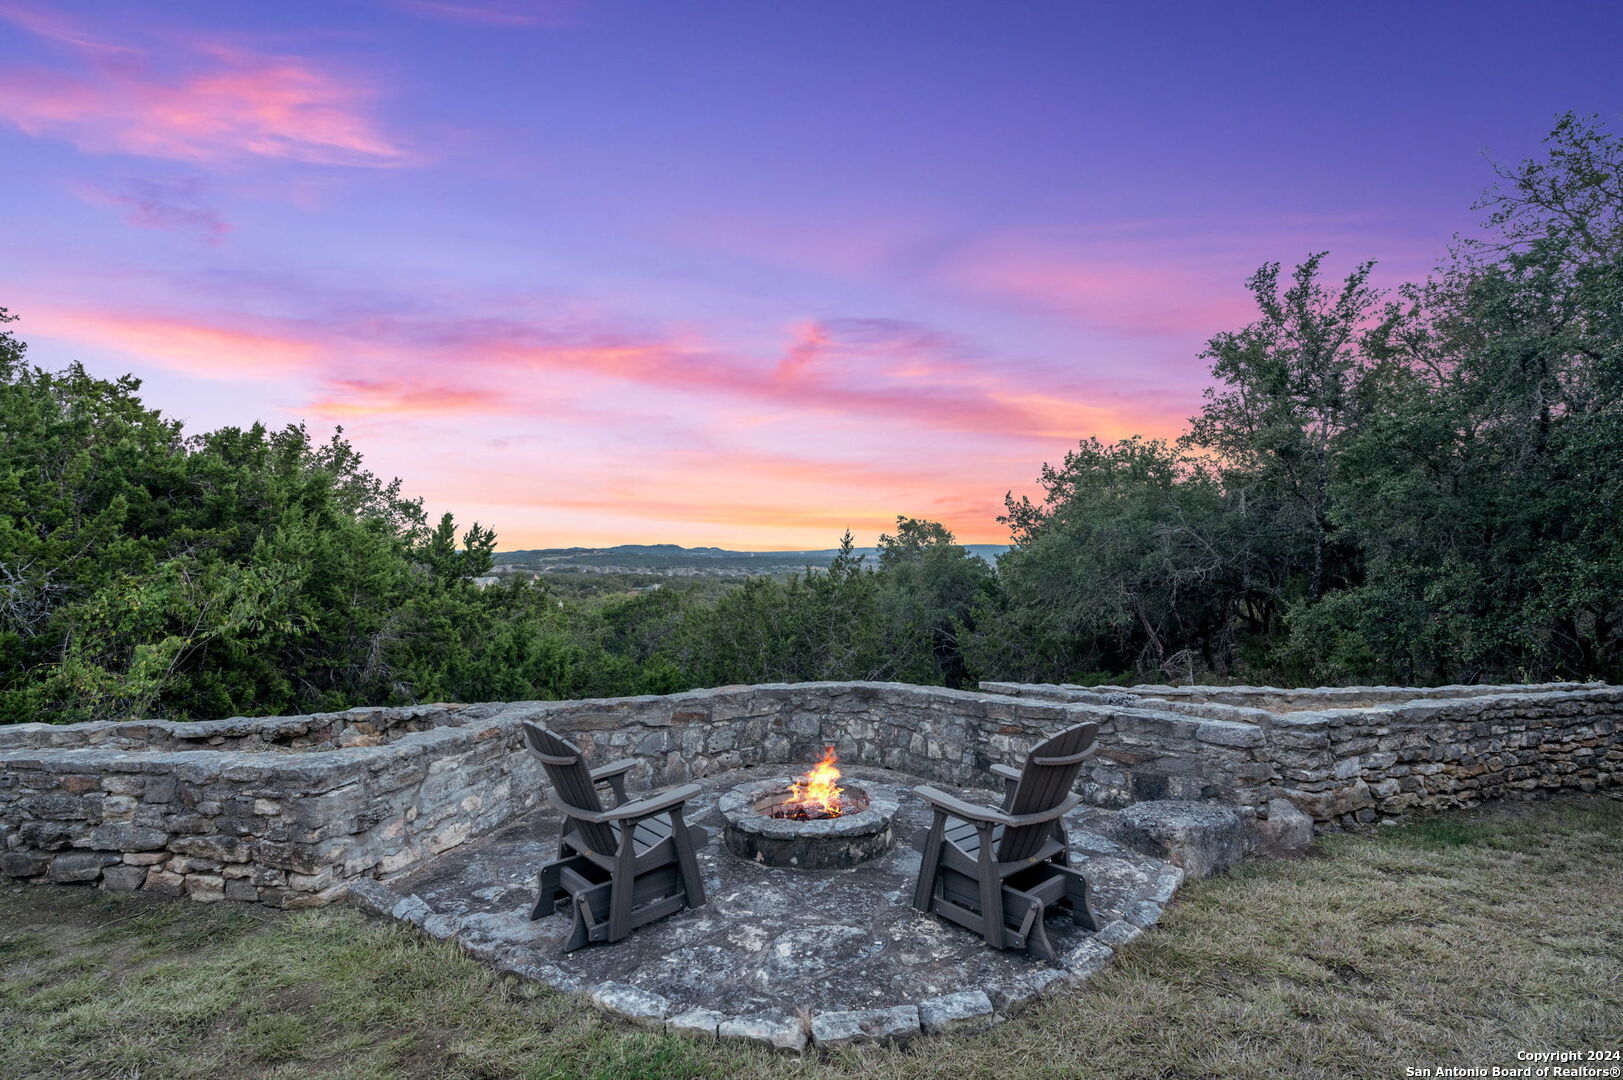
[{"x1": 770, "y1": 746, "x2": 853, "y2": 819}]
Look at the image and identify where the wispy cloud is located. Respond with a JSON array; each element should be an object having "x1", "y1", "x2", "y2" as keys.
[
  {"x1": 306, "y1": 377, "x2": 514, "y2": 418},
  {"x1": 777, "y1": 317, "x2": 961, "y2": 380},
  {"x1": 22, "y1": 284, "x2": 1153, "y2": 442},
  {"x1": 0, "y1": 3, "x2": 134, "y2": 54},
  {"x1": 13, "y1": 285, "x2": 1199, "y2": 548},
  {"x1": 24, "y1": 307, "x2": 324, "y2": 379},
  {"x1": 395, "y1": 0, "x2": 581, "y2": 27},
  {"x1": 933, "y1": 229, "x2": 1251, "y2": 339},
  {"x1": 73, "y1": 177, "x2": 232, "y2": 240},
  {"x1": 0, "y1": 8, "x2": 414, "y2": 167}
]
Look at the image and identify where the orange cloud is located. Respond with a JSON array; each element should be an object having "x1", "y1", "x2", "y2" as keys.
[
  {"x1": 533, "y1": 492, "x2": 908, "y2": 535},
  {"x1": 0, "y1": 11, "x2": 413, "y2": 167}
]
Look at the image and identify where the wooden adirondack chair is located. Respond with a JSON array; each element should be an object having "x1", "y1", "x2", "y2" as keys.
[
  {"x1": 522, "y1": 722, "x2": 709, "y2": 952},
  {"x1": 911, "y1": 722, "x2": 1101, "y2": 960}
]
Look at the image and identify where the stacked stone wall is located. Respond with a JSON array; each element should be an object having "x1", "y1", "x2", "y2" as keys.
[
  {"x1": 980, "y1": 682, "x2": 1622, "y2": 826},
  {"x1": 6, "y1": 681, "x2": 1616, "y2": 906},
  {"x1": 0, "y1": 684, "x2": 1107, "y2": 906}
]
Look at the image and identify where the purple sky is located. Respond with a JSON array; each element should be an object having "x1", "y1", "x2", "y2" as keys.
[{"x1": 3, "y1": 1, "x2": 1618, "y2": 547}]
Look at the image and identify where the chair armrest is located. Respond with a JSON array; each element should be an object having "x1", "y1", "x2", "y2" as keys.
[
  {"x1": 990, "y1": 762, "x2": 1021, "y2": 811},
  {"x1": 915, "y1": 786, "x2": 1013, "y2": 826},
  {"x1": 915, "y1": 786, "x2": 1082, "y2": 829},
  {"x1": 604, "y1": 782, "x2": 704, "y2": 823},
  {"x1": 547, "y1": 783, "x2": 703, "y2": 824},
  {"x1": 590, "y1": 758, "x2": 637, "y2": 806},
  {"x1": 590, "y1": 759, "x2": 637, "y2": 782}
]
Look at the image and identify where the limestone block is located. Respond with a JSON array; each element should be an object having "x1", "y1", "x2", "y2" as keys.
[
  {"x1": 47, "y1": 851, "x2": 119, "y2": 882},
  {"x1": 0, "y1": 852, "x2": 48, "y2": 877},
  {"x1": 185, "y1": 874, "x2": 226, "y2": 902},
  {"x1": 101, "y1": 865, "x2": 149, "y2": 892},
  {"x1": 719, "y1": 1011, "x2": 808, "y2": 1051},
  {"x1": 588, "y1": 982, "x2": 671, "y2": 1026},
  {"x1": 918, "y1": 991, "x2": 995, "y2": 1035},
  {"x1": 1250, "y1": 798, "x2": 1315, "y2": 857},
  {"x1": 1096, "y1": 919, "x2": 1143, "y2": 948},
  {"x1": 810, "y1": 1006, "x2": 920, "y2": 1046},
  {"x1": 1062, "y1": 937, "x2": 1115, "y2": 979},
  {"x1": 1113, "y1": 799, "x2": 1245, "y2": 878},
  {"x1": 666, "y1": 1008, "x2": 724, "y2": 1039},
  {"x1": 224, "y1": 880, "x2": 259, "y2": 902},
  {"x1": 87, "y1": 823, "x2": 170, "y2": 851},
  {"x1": 142, "y1": 868, "x2": 185, "y2": 896}
]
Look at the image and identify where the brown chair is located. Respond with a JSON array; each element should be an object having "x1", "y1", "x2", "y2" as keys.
[
  {"x1": 911, "y1": 722, "x2": 1101, "y2": 960},
  {"x1": 522, "y1": 723, "x2": 709, "y2": 952}
]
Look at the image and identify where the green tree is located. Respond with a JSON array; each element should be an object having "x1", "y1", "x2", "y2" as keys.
[
  {"x1": 1293, "y1": 113, "x2": 1623, "y2": 682},
  {"x1": 0, "y1": 333, "x2": 529, "y2": 722},
  {"x1": 874, "y1": 517, "x2": 994, "y2": 687},
  {"x1": 969, "y1": 437, "x2": 1239, "y2": 682}
]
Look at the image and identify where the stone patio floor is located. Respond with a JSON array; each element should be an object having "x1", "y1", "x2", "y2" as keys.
[{"x1": 345, "y1": 764, "x2": 1184, "y2": 1050}]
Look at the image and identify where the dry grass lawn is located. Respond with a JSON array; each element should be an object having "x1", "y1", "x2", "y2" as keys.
[{"x1": 3, "y1": 794, "x2": 1620, "y2": 1080}]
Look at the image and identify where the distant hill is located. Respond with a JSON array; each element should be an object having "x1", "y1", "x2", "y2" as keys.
[{"x1": 491, "y1": 542, "x2": 1008, "y2": 578}]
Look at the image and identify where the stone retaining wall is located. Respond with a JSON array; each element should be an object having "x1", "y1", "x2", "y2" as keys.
[
  {"x1": 980, "y1": 682, "x2": 1622, "y2": 826},
  {"x1": 5, "y1": 680, "x2": 1617, "y2": 906},
  {"x1": 0, "y1": 684, "x2": 1111, "y2": 906}
]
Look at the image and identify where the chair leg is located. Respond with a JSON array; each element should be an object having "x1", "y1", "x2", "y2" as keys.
[
  {"x1": 533, "y1": 861, "x2": 561, "y2": 921},
  {"x1": 1058, "y1": 865, "x2": 1100, "y2": 930},
  {"x1": 608, "y1": 823, "x2": 636, "y2": 943},
  {"x1": 913, "y1": 813, "x2": 945, "y2": 912},
  {"x1": 1052, "y1": 819, "x2": 1071, "y2": 865},
  {"x1": 561, "y1": 895, "x2": 593, "y2": 952},
  {"x1": 976, "y1": 824, "x2": 1004, "y2": 949},
  {"x1": 670, "y1": 808, "x2": 706, "y2": 909},
  {"x1": 1025, "y1": 910, "x2": 1056, "y2": 962}
]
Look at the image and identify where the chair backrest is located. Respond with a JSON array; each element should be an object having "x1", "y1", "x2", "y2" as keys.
[
  {"x1": 995, "y1": 722, "x2": 1098, "y2": 863},
  {"x1": 522, "y1": 722, "x2": 615, "y2": 853}
]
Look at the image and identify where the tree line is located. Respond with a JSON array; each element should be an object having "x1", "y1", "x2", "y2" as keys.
[{"x1": 2, "y1": 114, "x2": 1618, "y2": 723}]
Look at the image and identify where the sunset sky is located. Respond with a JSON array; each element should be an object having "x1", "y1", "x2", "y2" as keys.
[{"x1": 3, "y1": 1, "x2": 1617, "y2": 549}]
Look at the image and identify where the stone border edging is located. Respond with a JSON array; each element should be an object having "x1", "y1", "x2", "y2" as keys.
[{"x1": 341, "y1": 844, "x2": 1186, "y2": 1051}]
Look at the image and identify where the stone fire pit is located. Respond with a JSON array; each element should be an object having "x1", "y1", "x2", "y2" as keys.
[
  {"x1": 349, "y1": 762, "x2": 1190, "y2": 1051},
  {"x1": 719, "y1": 777, "x2": 901, "y2": 869}
]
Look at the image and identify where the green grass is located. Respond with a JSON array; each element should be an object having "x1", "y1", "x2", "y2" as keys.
[{"x1": 4, "y1": 795, "x2": 1621, "y2": 1079}]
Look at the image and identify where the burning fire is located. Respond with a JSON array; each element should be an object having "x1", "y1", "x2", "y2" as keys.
[{"x1": 771, "y1": 746, "x2": 851, "y2": 820}]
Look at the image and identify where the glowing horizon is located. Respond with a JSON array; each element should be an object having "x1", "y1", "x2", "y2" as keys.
[{"x1": 3, "y1": 1, "x2": 1614, "y2": 550}]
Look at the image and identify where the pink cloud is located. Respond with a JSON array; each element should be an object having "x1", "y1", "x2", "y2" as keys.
[
  {"x1": 306, "y1": 377, "x2": 514, "y2": 418},
  {"x1": 0, "y1": 3, "x2": 134, "y2": 54},
  {"x1": 777, "y1": 318, "x2": 961, "y2": 381},
  {"x1": 14, "y1": 282, "x2": 1200, "y2": 551},
  {"x1": 934, "y1": 232, "x2": 1252, "y2": 338},
  {"x1": 0, "y1": 10, "x2": 413, "y2": 167},
  {"x1": 29, "y1": 292, "x2": 1185, "y2": 442},
  {"x1": 25, "y1": 307, "x2": 324, "y2": 380},
  {"x1": 73, "y1": 177, "x2": 232, "y2": 240}
]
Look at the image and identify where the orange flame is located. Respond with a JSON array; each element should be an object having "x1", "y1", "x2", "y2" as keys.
[{"x1": 778, "y1": 746, "x2": 846, "y2": 819}]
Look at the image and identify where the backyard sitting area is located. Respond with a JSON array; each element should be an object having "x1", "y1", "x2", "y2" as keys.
[
  {"x1": 5, "y1": 794, "x2": 1619, "y2": 1078},
  {"x1": 2, "y1": 679, "x2": 1618, "y2": 1055},
  {"x1": 349, "y1": 756, "x2": 1181, "y2": 1047}
]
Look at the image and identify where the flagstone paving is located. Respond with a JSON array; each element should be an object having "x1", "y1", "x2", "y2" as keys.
[{"x1": 346, "y1": 764, "x2": 1184, "y2": 1050}]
